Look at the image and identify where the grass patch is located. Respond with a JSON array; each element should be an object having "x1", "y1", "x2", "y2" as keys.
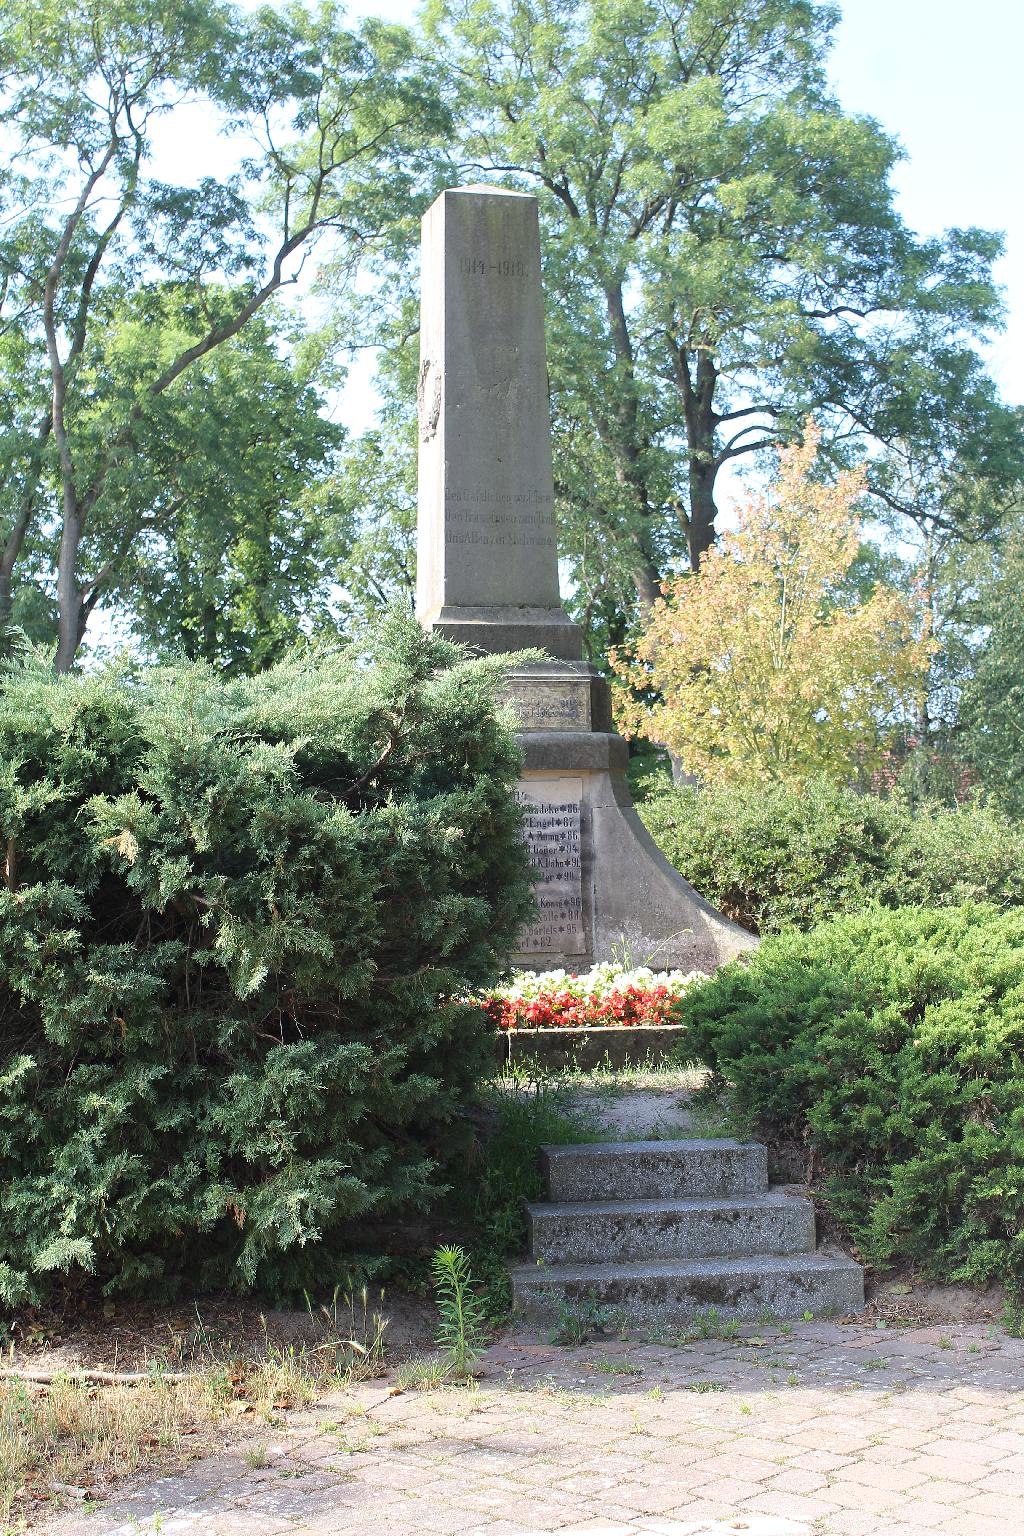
[
  {"x1": 592, "y1": 1357, "x2": 643, "y2": 1377},
  {"x1": 0, "y1": 1372, "x2": 224, "y2": 1530},
  {"x1": 392, "y1": 1354, "x2": 459, "y2": 1393},
  {"x1": 0, "y1": 1289, "x2": 388, "y2": 1529},
  {"x1": 684, "y1": 1078, "x2": 757, "y2": 1142},
  {"x1": 544, "y1": 1063, "x2": 705, "y2": 1098},
  {"x1": 438, "y1": 1069, "x2": 608, "y2": 1326}
]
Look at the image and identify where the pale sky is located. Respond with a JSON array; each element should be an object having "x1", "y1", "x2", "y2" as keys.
[{"x1": 826, "y1": 0, "x2": 1022, "y2": 402}]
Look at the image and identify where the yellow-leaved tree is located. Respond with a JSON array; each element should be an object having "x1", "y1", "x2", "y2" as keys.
[{"x1": 610, "y1": 424, "x2": 932, "y2": 787}]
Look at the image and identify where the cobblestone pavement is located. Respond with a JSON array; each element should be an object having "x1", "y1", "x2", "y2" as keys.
[{"x1": 47, "y1": 1320, "x2": 1024, "y2": 1536}]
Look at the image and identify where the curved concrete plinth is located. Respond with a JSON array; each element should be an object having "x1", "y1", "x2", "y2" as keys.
[{"x1": 513, "y1": 730, "x2": 755, "y2": 974}]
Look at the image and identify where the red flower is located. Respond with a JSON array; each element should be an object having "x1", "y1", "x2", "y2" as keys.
[{"x1": 486, "y1": 977, "x2": 681, "y2": 1031}]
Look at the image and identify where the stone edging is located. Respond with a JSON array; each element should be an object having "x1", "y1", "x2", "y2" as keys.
[{"x1": 495, "y1": 1023, "x2": 685, "y2": 1071}]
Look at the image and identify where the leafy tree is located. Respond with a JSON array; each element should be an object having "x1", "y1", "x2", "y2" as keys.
[
  {"x1": 422, "y1": 0, "x2": 1011, "y2": 621},
  {"x1": 960, "y1": 518, "x2": 1024, "y2": 816},
  {"x1": 611, "y1": 424, "x2": 931, "y2": 786},
  {"x1": 323, "y1": 324, "x2": 421, "y2": 627},
  {"x1": 87, "y1": 292, "x2": 343, "y2": 671},
  {"x1": 0, "y1": 0, "x2": 444, "y2": 669},
  {"x1": 866, "y1": 402, "x2": 1024, "y2": 782},
  {"x1": 327, "y1": 425, "x2": 418, "y2": 627}
]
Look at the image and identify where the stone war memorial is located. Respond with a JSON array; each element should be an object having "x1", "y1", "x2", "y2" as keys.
[{"x1": 416, "y1": 185, "x2": 754, "y2": 974}]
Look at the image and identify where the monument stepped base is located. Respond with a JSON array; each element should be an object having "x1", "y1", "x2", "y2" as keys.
[
  {"x1": 511, "y1": 1138, "x2": 865, "y2": 1324},
  {"x1": 512, "y1": 1251, "x2": 866, "y2": 1325}
]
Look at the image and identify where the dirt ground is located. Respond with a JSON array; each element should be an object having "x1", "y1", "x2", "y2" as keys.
[{"x1": 3, "y1": 1286, "x2": 440, "y2": 1379}]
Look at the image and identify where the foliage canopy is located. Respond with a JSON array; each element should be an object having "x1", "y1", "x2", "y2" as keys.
[
  {"x1": 416, "y1": 0, "x2": 1014, "y2": 616},
  {"x1": 612, "y1": 425, "x2": 931, "y2": 786},
  {"x1": 0, "y1": 0, "x2": 445, "y2": 668},
  {"x1": 960, "y1": 526, "x2": 1024, "y2": 817}
]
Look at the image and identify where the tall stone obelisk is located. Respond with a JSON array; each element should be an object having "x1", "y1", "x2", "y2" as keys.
[
  {"x1": 417, "y1": 188, "x2": 581, "y2": 660},
  {"x1": 416, "y1": 186, "x2": 754, "y2": 972}
]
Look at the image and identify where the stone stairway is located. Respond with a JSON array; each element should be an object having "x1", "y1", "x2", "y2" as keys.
[{"x1": 511, "y1": 1138, "x2": 864, "y2": 1323}]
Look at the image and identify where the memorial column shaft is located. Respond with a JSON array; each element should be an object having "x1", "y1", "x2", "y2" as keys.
[{"x1": 416, "y1": 187, "x2": 582, "y2": 659}]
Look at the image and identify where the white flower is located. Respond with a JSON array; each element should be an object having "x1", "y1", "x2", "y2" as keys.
[{"x1": 482, "y1": 963, "x2": 706, "y2": 1005}]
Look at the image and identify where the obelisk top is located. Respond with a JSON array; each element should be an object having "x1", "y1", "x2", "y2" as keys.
[
  {"x1": 415, "y1": 186, "x2": 582, "y2": 660},
  {"x1": 449, "y1": 183, "x2": 534, "y2": 198}
]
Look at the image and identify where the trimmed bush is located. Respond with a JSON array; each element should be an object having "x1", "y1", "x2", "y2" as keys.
[
  {"x1": 640, "y1": 777, "x2": 1024, "y2": 933},
  {"x1": 677, "y1": 905, "x2": 1024, "y2": 1290},
  {"x1": 0, "y1": 617, "x2": 534, "y2": 1305}
]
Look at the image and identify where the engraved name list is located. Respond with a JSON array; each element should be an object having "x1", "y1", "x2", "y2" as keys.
[{"x1": 514, "y1": 778, "x2": 586, "y2": 955}]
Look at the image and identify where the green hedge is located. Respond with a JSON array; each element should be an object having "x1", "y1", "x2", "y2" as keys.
[
  {"x1": 641, "y1": 777, "x2": 1024, "y2": 933},
  {"x1": 678, "y1": 905, "x2": 1024, "y2": 1291},
  {"x1": 0, "y1": 617, "x2": 534, "y2": 1305}
]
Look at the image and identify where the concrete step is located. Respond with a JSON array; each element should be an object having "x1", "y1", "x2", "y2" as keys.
[
  {"x1": 542, "y1": 1138, "x2": 768, "y2": 1202},
  {"x1": 528, "y1": 1188, "x2": 816, "y2": 1265},
  {"x1": 511, "y1": 1250, "x2": 865, "y2": 1323}
]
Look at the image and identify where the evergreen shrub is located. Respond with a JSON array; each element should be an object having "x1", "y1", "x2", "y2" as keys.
[
  {"x1": 0, "y1": 617, "x2": 534, "y2": 1305},
  {"x1": 641, "y1": 777, "x2": 1024, "y2": 933},
  {"x1": 677, "y1": 905, "x2": 1024, "y2": 1290}
]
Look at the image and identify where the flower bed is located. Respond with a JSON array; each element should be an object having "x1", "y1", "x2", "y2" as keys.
[{"x1": 482, "y1": 963, "x2": 704, "y2": 1031}]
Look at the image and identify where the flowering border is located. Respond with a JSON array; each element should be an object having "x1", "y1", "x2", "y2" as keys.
[{"x1": 481, "y1": 964, "x2": 704, "y2": 1032}]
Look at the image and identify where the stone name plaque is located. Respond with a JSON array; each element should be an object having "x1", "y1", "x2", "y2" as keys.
[
  {"x1": 515, "y1": 777, "x2": 586, "y2": 955},
  {"x1": 503, "y1": 676, "x2": 591, "y2": 732}
]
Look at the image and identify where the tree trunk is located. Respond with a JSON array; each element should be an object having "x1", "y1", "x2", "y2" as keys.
[
  {"x1": 672, "y1": 340, "x2": 720, "y2": 571},
  {"x1": 52, "y1": 405, "x2": 84, "y2": 672},
  {"x1": 603, "y1": 280, "x2": 663, "y2": 609},
  {"x1": 918, "y1": 528, "x2": 936, "y2": 746},
  {"x1": 0, "y1": 411, "x2": 52, "y2": 625},
  {"x1": 54, "y1": 533, "x2": 83, "y2": 674},
  {"x1": 0, "y1": 506, "x2": 32, "y2": 627},
  {"x1": 687, "y1": 455, "x2": 718, "y2": 570},
  {"x1": 629, "y1": 538, "x2": 661, "y2": 609},
  {"x1": 669, "y1": 750, "x2": 701, "y2": 787}
]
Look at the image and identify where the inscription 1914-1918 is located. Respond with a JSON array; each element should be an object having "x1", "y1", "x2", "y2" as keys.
[
  {"x1": 459, "y1": 256, "x2": 528, "y2": 278},
  {"x1": 514, "y1": 778, "x2": 586, "y2": 956}
]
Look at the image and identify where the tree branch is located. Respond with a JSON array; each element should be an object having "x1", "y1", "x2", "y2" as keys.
[{"x1": 715, "y1": 433, "x2": 781, "y2": 468}]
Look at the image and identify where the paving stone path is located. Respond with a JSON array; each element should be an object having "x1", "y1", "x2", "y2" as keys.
[{"x1": 46, "y1": 1319, "x2": 1024, "y2": 1536}]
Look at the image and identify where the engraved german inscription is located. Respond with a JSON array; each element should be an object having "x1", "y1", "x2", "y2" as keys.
[
  {"x1": 515, "y1": 777, "x2": 585, "y2": 955},
  {"x1": 444, "y1": 485, "x2": 555, "y2": 549},
  {"x1": 503, "y1": 678, "x2": 591, "y2": 732}
]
